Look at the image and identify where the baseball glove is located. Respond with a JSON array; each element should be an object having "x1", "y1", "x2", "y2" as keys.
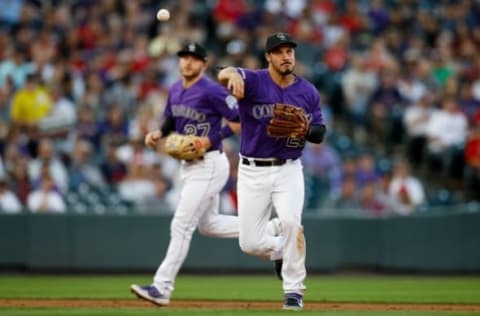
[
  {"x1": 267, "y1": 103, "x2": 309, "y2": 138},
  {"x1": 164, "y1": 133, "x2": 206, "y2": 161}
]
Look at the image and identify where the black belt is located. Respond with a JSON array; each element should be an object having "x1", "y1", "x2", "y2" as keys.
[{"x1": 241, "y1": 157, "x2": 287, "y2": 167}]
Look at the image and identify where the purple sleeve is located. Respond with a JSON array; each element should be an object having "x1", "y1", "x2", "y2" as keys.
[
  {"x1": 208, "y1": 124, "x2": 235, "y2": 148},
  {"x1": 309, "y1": 89, "x2": 324, "y2": 125},
  {"x1": 237, "y1": 67, "x2": 258, "y2": 98},
  {"x1": 163, "y1": 94, "x2": 172, "y2": 118},
  {"x1": 207, "y1": 85, "x2": 239, "y2": 121}
]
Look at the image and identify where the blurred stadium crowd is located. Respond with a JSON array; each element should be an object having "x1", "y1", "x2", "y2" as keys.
[{"x1": 0, "y1": 0, "x2": 479, "y2": 216}]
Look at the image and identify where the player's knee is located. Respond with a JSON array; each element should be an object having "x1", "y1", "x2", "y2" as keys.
[
  {"x1": 239, "y1": 236, "x2": 262, "y2": 256},
  {"x1": 197, "y1": 222, "x2": 214, "y2": 237}
]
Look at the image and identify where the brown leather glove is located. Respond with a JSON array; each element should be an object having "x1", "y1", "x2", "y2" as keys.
[
  {"x1": 267, "y1": 103, "x2": 309, "y2": 138},
  {"x1": 164, "y1": 133, "x2": 206, "y2": 160}
]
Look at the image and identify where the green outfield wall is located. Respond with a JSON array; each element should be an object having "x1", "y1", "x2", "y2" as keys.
[{"x1": 1, "y1": 212, "x2": 479, "y2": 272}]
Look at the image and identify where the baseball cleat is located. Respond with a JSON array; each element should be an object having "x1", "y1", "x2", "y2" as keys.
[
  {"x1": 283, "y1": 292, "x2": 304, "y2": 311},
  {"x1": 274, "y1": 259, "x2": 283, "y2": 280},
  {"x1": 130, "y1": 284, "x2": 170, "y2": 306}
]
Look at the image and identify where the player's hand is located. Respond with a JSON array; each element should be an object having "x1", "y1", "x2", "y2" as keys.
[
  {"x1": 145, "y1": 130, "x2": 162, "y2": 148},
  {"x1": 197, "y1": 136, "x2": 212, "y2": 151},
  {"x1": 218, "y1": 67, "x2": 244, "y2": 99},
  {"x1": 227, "y1": 73, "x2": 245, "y2": 99}
]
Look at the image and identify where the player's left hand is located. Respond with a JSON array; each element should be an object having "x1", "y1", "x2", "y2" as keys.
[
  {"x1": 197, "y1": 136, "x2": 212, "y2": 151},
  {"x1": 164, "y1": 133, "x2": 207, "y2": 161},
  {"x1": 267, "y1": 103, "x2": 310, "y2": 138}
]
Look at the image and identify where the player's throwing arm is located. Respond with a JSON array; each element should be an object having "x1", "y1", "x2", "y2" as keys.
[{"x1": 218, "y1": 67, "x2": 245, "y2": 99}]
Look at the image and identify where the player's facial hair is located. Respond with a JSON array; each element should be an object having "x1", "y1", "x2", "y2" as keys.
[
  {"x1": 272, "y1": 61, "x2": 295, "y2": 76},
  {"x1": 182, "y1": 70, "x2": 201, "y2": 81},
  {"x1": 180, "y1": 64, "x2": 204, "y2": 82}
]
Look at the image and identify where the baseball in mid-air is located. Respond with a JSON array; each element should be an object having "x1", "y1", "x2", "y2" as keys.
[{"x1": 156, "y1": 8, "x2": 170, "y2": 22}]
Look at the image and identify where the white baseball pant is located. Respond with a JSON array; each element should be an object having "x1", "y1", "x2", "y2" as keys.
[
  {"x1": 237, "y1": 157, "x2": 306, "y2": 294},
  {"x1": 153, "y1": 150, "x2": 238, "y2": 295},
  {"x1": 152, "y1": 150, "x2": 282, "y2": 296}
]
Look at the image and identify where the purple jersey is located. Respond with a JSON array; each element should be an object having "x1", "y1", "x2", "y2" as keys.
[
  {"x1": 164, "y1": 76, "x2": 239, "y2": 151},
  {"x1": 237, "y1": 68, "x2": 324, "y2": 159}
]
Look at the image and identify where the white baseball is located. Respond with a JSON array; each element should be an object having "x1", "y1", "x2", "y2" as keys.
[{"x1": 156, "y1": 9, "x2": 170, "y2": 22}]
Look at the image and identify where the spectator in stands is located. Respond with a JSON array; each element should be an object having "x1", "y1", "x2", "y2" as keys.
[
  {"x1": 341, "y1": 53, "x2": 377, "y2": 137},
  {"x1": 116, "y1": 133, "x2": 158, "y2": 167},
  {"x1": 375, "y1": 169, "x2": 403, "y2": 215},
  {"x1": 458, "y1": 82, "x2": 480, "y2": 125},
  {"x1": 28, "y1": 139, "x2": 68, "y2": 193},
  {"x1": 354, "y1": 152, "x2": 380, "y2": 188},
  {"x1": 0, "y1": 46, "x2": 34, "y2": 89},
  {"x1": 37, "y1": 85, "x2": 77, "y2": 155},
  {"x1": 27, "y1": 174, "x2": 66, "y2": 213},
  {"x1": 128, "y1": 105, "x2": 158, "y2": 142},
  {"x1": 9, "y1": 72, "x2": 52, "y2": 156},
  {"x1": 471, "y1": 54, "x2": 480, "y2": 101},
  {"x1": 323, "y1": 176, "x2": 359, "y2": 214},
  {"x1": 464, "y1": 113, "x2": 480, "y2": 201},
  {"x1": 104, "y1": 75, "x2": 137, "y2": 118},
  {"x1": 75, "y1": 105, "x2": 101, "y2": 151},
  {"x1": 425, "y1": 97, "x2": 467, "y2": 182},
  {"x1": 98, "y1": 104, "x2": 129, "y2": 149},
  {"x1": 403, "y1": 94, "x2": 435, "y2": 169},
  {"x1": 367, "y1": 0, "x2": 390, "y2": 35},
  {"x1": 0, "y1": 177, "x2": 22, "y2": 213},
  {"x1": 100, "y1": 142, "x2": 128, "y2": 187},
  {"x1": 3, "y1": 142, "x2": 26, "y2": 175},
  {"x1": 69, "y1": 139, "x2": 107, "y2": 191},
  {"x1": 397, "y1": 71, "x2": 427, "y2": 105},
  {"x1": 367, "y1": 69, "x2": 405, "y2": 152},
  {"x1": 302, "y1": 142, "x2": 343, "y2": 204},
  {"x1": 137, "y1": 177, "x2": 172, "y2": 214},
  {"x1": 359, "y1": 180, "x2": 388, "y2": 216},
  {"x1": 8, "y1": 159, "x2": 31, "y2": 206},
  {"x1": 117, "y1": 162, "x2": 155, "y2": 206},
  {"x1": 10, "y1": 72, "x2": 51, "y2": 128},
  {"x1": 338, "y1": 0, "x2": 368, "y2": 35},
  {"x1": 388, "y1": 161, "x2": 425, "y2": 215}
]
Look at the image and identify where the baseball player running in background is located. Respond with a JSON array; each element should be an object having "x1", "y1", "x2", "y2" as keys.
[
  {"x1": 218, "y1": 32, "x2": 327, "y2": 310},
  {"x1": 130, "y1": 42, "x2": 280, "y2": 306}
]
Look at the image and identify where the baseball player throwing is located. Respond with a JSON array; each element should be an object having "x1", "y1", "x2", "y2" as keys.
[
  {"x1": 130, "y1": 42, "x2": 281, "y2": 306},
  {"x1": 218, "y1": 32, "x2": 326, "y2": 310}
]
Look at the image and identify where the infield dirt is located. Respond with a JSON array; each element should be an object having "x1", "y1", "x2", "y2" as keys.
[{"x1": 1, "y1": 299, "x2": 480, "y2": 312}]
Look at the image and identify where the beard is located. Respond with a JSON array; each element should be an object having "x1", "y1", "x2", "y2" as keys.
[
  {"x1": 272, "y1": 62, "x2": 294, "y2": 76},
  {"x1": 181, "y1": 68, "x2": 202, "y2": 81}
]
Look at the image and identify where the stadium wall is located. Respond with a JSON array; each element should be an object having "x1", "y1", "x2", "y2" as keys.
[{"x1": 1, "y1": 212, "x2": 479, "y2": 272}]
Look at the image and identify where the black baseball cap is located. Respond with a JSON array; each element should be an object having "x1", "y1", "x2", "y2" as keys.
[
  {"x1": 177, "y1": 42, "x2": 207, "y2": 61},
  {"x1": 265, "y1": 32, "x2": 297, "y2": 53}
]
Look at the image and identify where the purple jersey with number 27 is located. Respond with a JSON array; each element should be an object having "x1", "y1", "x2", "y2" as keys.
[
  {"x1": 164, "y1": 76, "x2": 239, "y2": 151},
  {"x1": 237, "y1": 68, "x2": 324, "y2": 159}
]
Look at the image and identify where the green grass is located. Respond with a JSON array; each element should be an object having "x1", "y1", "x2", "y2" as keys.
[
  {"x1": 0, "y1": 275, "x2": 479, "y2": 303},
  {"x1": 1, "y1": 274, "x2": 480, "y2": 315}
]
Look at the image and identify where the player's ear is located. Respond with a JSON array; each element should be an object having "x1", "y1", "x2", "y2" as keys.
[{"x1": 265, "y1": 52, "x2": 271, "y2": 63}]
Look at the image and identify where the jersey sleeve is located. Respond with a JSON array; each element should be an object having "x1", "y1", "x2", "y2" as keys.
[
  {"x1": 309, "y1": 89, "x2": 324, "y2": 125},
  {"x1": 237, "y1": 67, "x2": 258, "y2": 99},
  {"x1": 163, "y1": 93, "x2": 173, "y2": 119},
  {"x1": 208, "y1": 84, "x2": 239, "y2": 121}
]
